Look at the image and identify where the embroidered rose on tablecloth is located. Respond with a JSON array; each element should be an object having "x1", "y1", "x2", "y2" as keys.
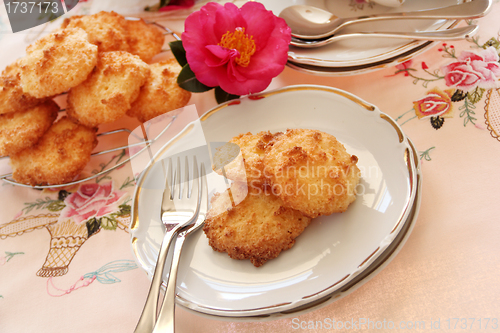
[
  {"x1": 59, "y1": 182, "x2": 127, "y2": 224},
  {"x1": 441, "y1": 46, "x2": 500, "y2": 91},
  {"x1": 413, "y1": 88, "x2": 454, "y2": 119}
]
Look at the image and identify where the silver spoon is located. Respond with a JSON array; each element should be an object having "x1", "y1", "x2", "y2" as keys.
[
  {"x1": 280, "y1": 0, "x2": 491, "y2": 40},
  {"x1": 290, "y1": 25, "x2": 478, "y2": 48}
]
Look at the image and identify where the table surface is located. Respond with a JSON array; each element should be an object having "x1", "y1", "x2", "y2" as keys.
[{"x1": 1, "y1": 1, "x2": 500, "y2": 332}]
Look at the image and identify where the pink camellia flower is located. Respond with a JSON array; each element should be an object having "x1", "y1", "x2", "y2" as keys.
[
  {"x1": 413, "y1": 88, "x2": 454, "y2": 119},
  {"x1": 59, "y1": 182, "x2": 127, "y2": 224},
  {"x1": 159, "y1": 0, "x2": 194, "y2": 12},
  {"x1": 182, "y1": 2, "x2": 291, "y2": 96},
  {"x1": 441, "y1": 46, "x2": 500, "y2": 91}
]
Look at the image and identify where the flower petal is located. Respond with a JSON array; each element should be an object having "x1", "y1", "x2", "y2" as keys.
[
  {"x1": 239, "y1": 2, "x2": 276, "y2": 49},
  {"x1": 96, "y1": 206, "x2": 114, "y2": 218},
  {"x1": 481, "y1": 46, "x2": 500, "y2": 63},
  {"x1": 80, "y1": 183, "x2": 99, "y2": 198},
  {"x1": 213, "y1": 3, "x2": 245, "y2": 40},
  {"x1": 205, "y1": 45, "x2": 233, "y2": 67},
  {"x1": 457, "y1": 50, "x2": 484, "y2": 62}
]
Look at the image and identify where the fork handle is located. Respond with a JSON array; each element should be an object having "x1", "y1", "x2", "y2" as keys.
[
  {"x1": 133, "y1": 225, "x2": 182, "y2": 333},
  {"x1": 152, "y1": 231, "x2": 187, "y2": 333}
]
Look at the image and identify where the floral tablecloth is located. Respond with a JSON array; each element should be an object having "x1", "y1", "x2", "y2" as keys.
[{"x1": 1, "y1": 1, "x2": 500, "y2": 332}]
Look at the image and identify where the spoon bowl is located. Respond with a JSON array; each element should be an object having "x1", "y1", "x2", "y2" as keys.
[{"x1": 279, "y1": 0, "x2": 492, "y2": 40}]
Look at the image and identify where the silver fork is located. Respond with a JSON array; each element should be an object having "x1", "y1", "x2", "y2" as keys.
[
  {"x1": 134, "y1": 156, "x2": 202, "y2": 333},
  {"x1": 152, "y1": 162, "x2": 208, "y2": 333}
]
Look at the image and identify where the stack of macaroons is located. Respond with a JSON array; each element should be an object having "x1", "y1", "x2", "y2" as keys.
[
  {"x1": 204, "y1": 129, "x2": 361, "y2": 267},
  {"x1": 0, "y1": 11, "x2": 191, "y2": 186}
]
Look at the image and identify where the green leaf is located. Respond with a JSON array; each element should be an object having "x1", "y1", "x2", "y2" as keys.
[
  {"x1": 159, "y1": 0, "x2": 171, "y2": 8},
  {"x1": 177, "y1": 64, "x2": 214, "y2": 93},
  {"x1": 116, "y1": 204, "x2": 131, "y2": 217},
  {"x1": 430, "y1": 116, "x2": 445, "y2": 130},
  {"x1": 483, "y1": 37, "x2": 500, "y2": 50},
  {"x1": 86, "y1": 217, "x2": 101, "y2": 237},
  {"x1": 120, "y1": 177, "x2": 136, "y2": 190},
  {"x1": 458, "y1": 96, "x2": 477, "y2": 127},
  {"x1": 47, "y1": 200, "x2": 65, "y2": 212},
  {"x1": 451, "y1": 90, "x2": 467, "y2": 102},
  {"x1": 468, "y1": 87, "x2": 485, "y2": 104},
  {"x1": 169, "y1": 40, "x2": 187, "y2": 67},
  {"x1": 58, "y1": 190, "x2": 70, "y2": 201},
  {"x1": 215, "y1": 86, "x2": 240, "y2": 104},
  {"x1": 100, "y1": 216, "x2": 118, "y2": 231},
  {"x1": 419, "y1": 146, "x2": 436, "y2": 161}
]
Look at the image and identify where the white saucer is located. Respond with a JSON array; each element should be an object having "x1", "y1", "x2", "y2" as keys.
[{"x1": 285, "y1": 40, "x2": 434, "y2": 76}]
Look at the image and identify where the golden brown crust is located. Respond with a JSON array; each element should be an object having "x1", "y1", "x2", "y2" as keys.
[
  {"x1": 0, "y1": 64, "x2": 44, "y2": 115},
  {"x1": 66, "y1": 51, "x2": 150, "y2": 127},
  {"x1": 125, "y1": 19, "x2": 165, "y2": 63},
  {"x1": 1, "y1": 62, "x2": 20, "y2": 77},
  {"x1": 203, "y1": 183, "x2": 312, "y2": 267},
  {"x1": 263, "y1": 128, "x2": 360, "y2": 218},
  {"x1": 18, "y1": 28, "x2": 98, "y2": 98},
  {"x1": 127, "y1": 59, "x2": 190, "y2": 122},
  {"x1": 61, "y1": 11, "x2": 129, "y2": 53},
  {"x1": 10, "y1": 117, "x2": 98, "y2": 186},
  {"x1": 213, "y1": 131, "x2": 279, "y2": 187},
  {"x1": 0, "y1": 100, "x2": 59, "y2": 156},
  {"x1": 61, "y1": 12, "x2": 165, "y2": 63}
]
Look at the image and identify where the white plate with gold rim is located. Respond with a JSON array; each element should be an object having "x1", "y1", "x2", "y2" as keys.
[
  {"x1": 252, "y1": 0, "x2": 460, "y2": 68},
  {"x1": 130, "y1": 85, "x2": 421, "y2": 318}
]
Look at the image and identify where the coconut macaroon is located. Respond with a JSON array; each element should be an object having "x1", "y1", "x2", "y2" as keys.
[
  {"x1": 203, "y1": 183, "x2": 312, "y2": 267},
  {"x1": 60, "y1": 11, "x2": 130, "y2": 53},
  {"x1": 213, "y1": 131, "x2": 279, "y2": 187},
  {"x1": 1, "y1": 61, "x2": 20, "y2": 77},
  {"x1": 0, "y1": 61, "x2": 44, "y2": 115},
  {"x1": 127, "y1": 59, "x2": 190, "y2": 123},
  {"x1": 67, "y1": 51, "x2": 150, "y2": 127},
  {"x1": 263, "y1": 129, "x2": 360, "y2": 218},
  {"x1": 18, "y1": 28, "x2": 98, "y2": 98},
  {"x1": 125, "y1": 18, "x2": 165, "y2": 63},
  {"x1": 0, "y1": 100, "x2": 59, "y2": 156},
  {"x1": 10, "y1": 117, "x2": 98, "y2": 186},
  {"x1": 61, "y1": 12, "x2": 165, "y2": 63}
]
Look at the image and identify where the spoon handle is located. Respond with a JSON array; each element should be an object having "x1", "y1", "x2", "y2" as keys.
[
  {"x1": 358, "y1": 0, "x2": 491, "y2": 21},
  {"x1": 290, "y1": 25, "x2": 478, "y2": 48}
]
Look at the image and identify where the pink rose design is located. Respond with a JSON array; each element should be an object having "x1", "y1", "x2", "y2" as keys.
[
  {"x1": 182, "y1": 2, "x2": 291, "y2": 96},
  {"x1": 59, "y1": 182, "x2": 127, "y2": 224},
  {"x1": 441, "y1": 46, "x2": 500, "y2": 91}
]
